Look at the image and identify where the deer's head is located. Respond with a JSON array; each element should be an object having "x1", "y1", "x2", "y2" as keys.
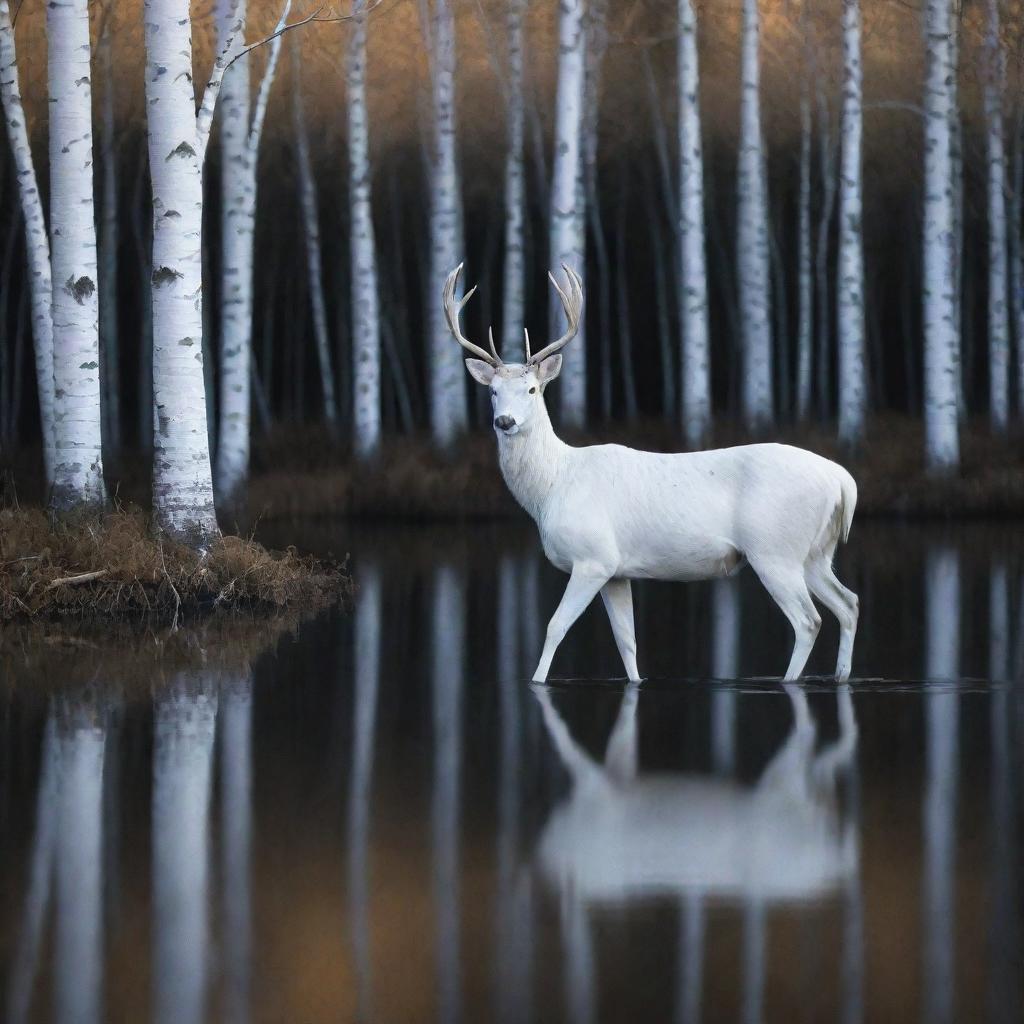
[{"x1": 443, "y1": 264, "x2": 583, "y2": 436}]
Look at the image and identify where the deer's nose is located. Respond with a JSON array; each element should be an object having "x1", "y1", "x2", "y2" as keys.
[{"x1": 494, "y1": 415, "x2": 516, "y2": 432}]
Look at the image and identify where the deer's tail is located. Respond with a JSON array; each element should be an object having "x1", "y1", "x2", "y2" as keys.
[{"x1": 837, "y1": 467, "x2": 857, "y2": 545}]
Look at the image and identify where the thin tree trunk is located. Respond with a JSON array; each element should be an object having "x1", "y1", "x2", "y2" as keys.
[
  {"x1": 796, "y1": 58, "x2": 813, "y2": 420},
  {"x1": 949, "y1": 4, "x2": 964, "y2": 419},
  {"x1": 815, "y1": 85, "x2": 837, "y2": 421},
  {"x1": 0, "y1": 0, "x2": 55, "y2": 485},
  {"x1": 984, "y1": 0, "x2": 1009, "y2": 431},
  {"x1": 583, "y1": 0, "x2": 611, "y2": 418},
  {"x1": 501, "y1": 0, "x2": 526, "y2": 361},
  {"x1": 643, "y1": 171, "x2": 675, "y2": 419},
  {"x1": 349, "y1": 0, "x2": 382, "y2": 456},
  {"x1": 98, "y1": 16, "x2": 120, "y2": 458},
  {"x1": 770, "y1": 218, "x2": 790, "y2": 418},
  {"x1": 837, "y1": 0, "x2": 866, "y2": 445},
  {"x1": 615, "y1": 168, "x2": 638, "y2": 419},
  {"x1": 216, "y1": 0, "x2": 255, "y2": 504},
  {"x1": 47, "y1": 0, "x2": 106, "y2": 511},
  {"x1": 922, "y1": 0, "x2": 960, "y2": 471},
  {"x1": 424, "y1": 0, "x2": 466, "y2": 445},
  {"x1": 678, "y1": 0, "x2": 711, "y2": 444},
  {"x1": 216, "y1": 0, "x2": 289, "y2": 501},
  {"x1": 144, "y1": 0, "x2": 219, "y2": 543},
  {"x1": 1010, "y1": 112, "x2": 1024, "y2": 419},
  {"x1": 737, "y1": 0, "x2": 773, "y2": 430},
  {"x1": 549, "y1": 0, "x2": 587, "y2": 427},
  {"x1": 292, "y1": 37, "x2": 338, "y2": 432}
]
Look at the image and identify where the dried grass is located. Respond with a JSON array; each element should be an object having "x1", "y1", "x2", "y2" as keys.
[
  {"x1": 246, "y1": 415, "x2": 1024, "y2": 522},
  {"x1": 0, "y1": 504, "x2": 351, "y2": 622}
]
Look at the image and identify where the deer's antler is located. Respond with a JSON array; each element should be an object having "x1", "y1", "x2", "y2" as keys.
[
  {"x1": 442, "y1": 264, "x2": 502, "y2": 366},
  {"x1": 528, "y1": 264, "x2": 584, "y2": 365}
]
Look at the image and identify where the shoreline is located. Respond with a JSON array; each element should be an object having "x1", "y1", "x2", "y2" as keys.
[{"x1": 0, "y1": 505, "x2": 351, "y2": 624}]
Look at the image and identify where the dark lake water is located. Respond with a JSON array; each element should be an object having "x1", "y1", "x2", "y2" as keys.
[{"x1": 2, "y1": 520, "x2": 1023, "y2": 1023}]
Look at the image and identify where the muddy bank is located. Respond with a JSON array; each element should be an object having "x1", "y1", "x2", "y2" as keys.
[{"x1": 0, "y1": 505, "x2": 351, "y2": 623}]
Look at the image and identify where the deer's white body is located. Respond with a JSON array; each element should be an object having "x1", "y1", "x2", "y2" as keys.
[{"x1": 444, "y1": 264, "x2": 860, "y2": 683}]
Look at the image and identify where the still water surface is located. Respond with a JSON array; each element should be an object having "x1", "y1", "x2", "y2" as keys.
[{"x1": 1, "y1": 520, "x2": 1023, "y2": 1023}]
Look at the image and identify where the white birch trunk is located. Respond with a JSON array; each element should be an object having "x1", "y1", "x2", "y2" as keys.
[
  {"x1": 427, "y1": 0, "x2": 466, "y2": 445},
  {"x1": 678, "y1": 0, "x2": 710, "y2": 445},
  {"x1": 736, "y1": 0, "x2": 773, "y2": 430},
  {"x1": 549, "y1": 0, "x2": 587, "y2": 427},
  {"x1": 837, "y1": 0, "x2": 866, "y2": 445},
  {"x1": 152, "y1": 679, "x2": 217, "y2": 1024},
  {"x1": 984, "y1": 0, "x2": 1009, "y2": 432},
  {"x1": 349, "y1": 0, "x2": 382, "y2": 456},
  {"x1": 0, "y1": 0, "x2": 55, "y2": 485},
  {"x1": 216, "y1": 0, "x2": 255, "y2": 502},
  {"x1": 144, "y1": 0, "x2": 219, "y2": 543},
  {"x1": 501, "y1": 0, "x2": 526, "y2": 362},
  {"x1": 292, "y1": 38, "x2": 338, "y2": 430},
  {"x1": 47, "y1": 0, "x2": 105, "y2": 511},
  {"x1": 922, "y1": 0, "x2": 960, "y2": 470}
]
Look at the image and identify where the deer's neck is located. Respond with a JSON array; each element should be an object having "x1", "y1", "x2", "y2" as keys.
[{"x1": 496, "y1": 405, "x2": 569, "y2": 523}]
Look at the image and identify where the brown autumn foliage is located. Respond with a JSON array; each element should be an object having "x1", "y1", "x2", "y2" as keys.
[{"x1": 0, "y1": 503, "x2": 351, "y2": 621}]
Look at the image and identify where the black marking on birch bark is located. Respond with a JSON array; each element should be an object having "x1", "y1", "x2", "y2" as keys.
[
  {"x1": 79, "y1": 361, "x2": 98, "y2": 369},
  {"x1": 64, "y1": 275, "x2": 95, "y2": 303},
  {"x1": 167, "y1": 141, "x2": 196, "y2": 160},
  {"x1": 152, "y1": 266, "x2": 183, "y2": 287}
]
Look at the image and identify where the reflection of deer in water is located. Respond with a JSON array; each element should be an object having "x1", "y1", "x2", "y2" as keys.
[{"x1": 534, "y1": 684, "x2": 859, "y2": 903}]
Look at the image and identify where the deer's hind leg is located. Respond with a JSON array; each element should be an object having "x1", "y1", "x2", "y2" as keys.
[
  {"x1": 805, "y1": 556, "x2": 859, "y2": 682},
  {"x1": 748, "y1": 557, "x2": 822, "y2": 681},
  {"x1": 601, "y1": 579, "x2": 641, "y2": 682},
  {"x1": 533, "y1": 565, "x2": 609, "y2": 683}
]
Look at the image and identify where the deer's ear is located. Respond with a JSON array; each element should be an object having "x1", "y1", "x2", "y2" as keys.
[
  {"x1": 465, "y1": 359, "x2": 496, "y2": 386},
  {"x1": 537, "y1": 354, "x2": 562, "y2": 389}
]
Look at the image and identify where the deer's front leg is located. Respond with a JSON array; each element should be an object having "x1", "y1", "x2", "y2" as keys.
[
  {"x1": 533, "y1": 565, "x2": 610, "y2": 683},
  {"x1": 600, "y1": 579, "x2": 640, "y2": 681}
]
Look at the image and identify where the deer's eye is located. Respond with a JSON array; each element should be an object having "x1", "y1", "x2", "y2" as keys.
[{"x1": 529, "y1": 387, "x2": 537, "y2": 395}]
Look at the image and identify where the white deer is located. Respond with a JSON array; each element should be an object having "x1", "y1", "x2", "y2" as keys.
[{"x1": 443, "y1": 264, "x2": 860, "y2": 683}]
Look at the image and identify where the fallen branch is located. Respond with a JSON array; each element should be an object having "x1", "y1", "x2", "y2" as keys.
[{"x1": 46, "y1": 569, "x2": 109, "y2": 590}]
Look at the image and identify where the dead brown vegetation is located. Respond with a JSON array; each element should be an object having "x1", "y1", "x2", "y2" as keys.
[
  {"x1": 0, "y1": 504, "x2": 351, "y2": 622},
  {"x1": 245, "y1": 415, "x2": 1024, "y2": 522}
]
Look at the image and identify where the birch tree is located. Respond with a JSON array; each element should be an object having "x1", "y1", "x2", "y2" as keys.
[
  {"x1": 292, "y1": 37, "x2": 339, "y2": 431},
  {"x1": 983, "y1": 0, "x2": 1009, "y2": 432},
  {"x1": 47, "y1": 0, "x2": 106, "y2": 511},
  {"x1": 837, "y1": 0, "x2": 866, "y2": 444},
  {"x1": 424, "y1": 0, "x2": 466, "y2": 444},
  {"x1": 736, "y1": 0, "x2": 773, "y2": 430},
  {"x1": 922, "y1": 0, "x2": 960, "y2": 470},
  {"x1": 549, "y1": 0, "x2": 587, "y2": 427},
  {"x1": 0, "y1": 0, "x2": 55, "y2": 487},
  {"x1": 501, "y1": 0, "x2": 527, "y2": 362},
  {"x1": 678, "y1": 0, "x2": 710, "y2": 445},
  {"x1": 143, "y1": 0, "x2": 224, "y2": 542},
  {"x1": 217, "y1": 0, "x2": 291, "y2": 501},
  {"x1": 349, "y1": 0, "x2": 382, "y2": 456}
]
